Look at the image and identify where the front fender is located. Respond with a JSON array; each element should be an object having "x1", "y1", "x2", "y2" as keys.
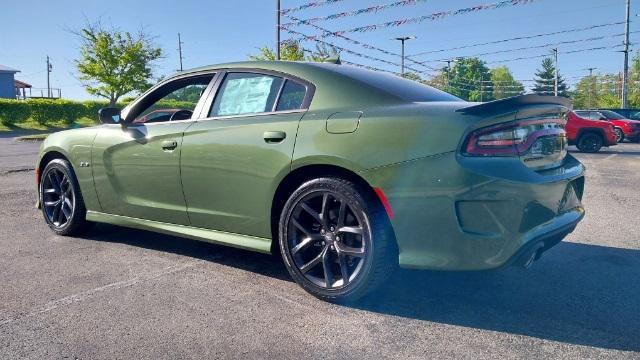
[{"x1": 38, "y1": 127, "x2": 101, "y2": 212}]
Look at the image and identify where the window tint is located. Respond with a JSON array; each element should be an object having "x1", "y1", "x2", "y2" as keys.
[
  {"x1": 210, "y1": 73, "x2": 283, "y2": 117},
  {"x1": 276, "y1": 80, "x2": 306, "y2": 111},
  {"x1": 309, "y1": 63, "x2": 462, "y2": 102}
]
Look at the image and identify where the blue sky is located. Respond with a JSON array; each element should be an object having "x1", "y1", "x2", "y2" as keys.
[{"x1": 0, "y1": 0, "x2": 636, "y2": 100}]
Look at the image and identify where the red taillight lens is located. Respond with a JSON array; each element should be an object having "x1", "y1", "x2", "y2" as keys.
[{"x1": 464, "y1": 118, "x2": 567, "y2": 157}]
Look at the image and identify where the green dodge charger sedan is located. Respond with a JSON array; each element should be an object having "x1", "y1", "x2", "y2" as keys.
[{"x1": 36, "y1": 61, "x2": 585, "y2": 302}]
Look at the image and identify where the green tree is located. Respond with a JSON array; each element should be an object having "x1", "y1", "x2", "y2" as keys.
[
  {"x1": 306, "y1": 43, "x2": 340, "y2": 62},
  {"x1": 250, "y1": 41, "x2": 305, "y2": 61},
  {"x1": 532, "y1": 58, "x2": 568, "y2": 97},
  {"x1": 402, "y1": 72, "x2": 423, "y2": 82},
  {"x1": 75, "y1": 23, "x2": 163, "y2": 106},
  {"x1": 490, "y1": 66, "x2": 524, "y2": 99},
  {"x1": 448, "y1": 57, "x2": 494, "y2": 102},
  {"x1": 572, "y1": 74, "x2": 601, "y2": 109}
]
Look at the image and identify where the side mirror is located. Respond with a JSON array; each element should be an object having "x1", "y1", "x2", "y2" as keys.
[{"x1": 98, "y1": 107, "x2": 123, "y2": 125}]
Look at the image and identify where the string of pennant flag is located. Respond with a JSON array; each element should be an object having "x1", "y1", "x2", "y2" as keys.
[
  {"x1": 281, "y1": 0, "x2": 535, "y2": 36},
  {"x1": 281, "y1": 0, "x2": 431, "y2": 27},
  {"x1": 280, "y1": 0, "x2": 345, "y2": 16}
]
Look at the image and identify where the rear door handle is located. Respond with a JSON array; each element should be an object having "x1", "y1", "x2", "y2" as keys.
[
  {"x1": 161, "y1": 140, "x2": 178, "y2": 151},
  {"x1": 263, "y1": 131, "x2": 287, "y2": 144}
]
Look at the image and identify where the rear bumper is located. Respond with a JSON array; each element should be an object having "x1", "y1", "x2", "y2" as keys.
[{"x1": 361, "y1": 152, "x2": 585, "y2": 271}]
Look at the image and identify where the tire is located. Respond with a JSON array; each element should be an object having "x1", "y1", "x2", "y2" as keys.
[
  {"x1": 39, "y1": 158, "x2": 92, "y2": 236},
  {"x1": 576, "y1": 133, "x2": 603, "y2": 153},
  {"x1": 614, "y1": 128, "x2": 625, "y2": 143},
  {"x1": 279, "y1": 177, "x2": 395, "y2": 303}
]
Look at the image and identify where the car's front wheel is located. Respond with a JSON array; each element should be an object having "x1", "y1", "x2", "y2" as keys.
[
  {"x1": 576, "y1": 132, "x2": 603, "y2": 152},
  {"x1": 40, "y1": 158, "x2": 92, "y2": 236},
  {"x1": 279, "y1": 177, "x2": 395, "y2": 302}
]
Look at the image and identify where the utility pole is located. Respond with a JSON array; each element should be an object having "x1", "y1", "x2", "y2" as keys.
[
  {"x1": 445, "y1": 59, "x2": 452, "y2": 93},
  {"x1": 46, "y1": 56, "x2": 52, "y2": 98},
  {"x1": 177, "y1": 33, "x2": 184, "y2": 71},
  {"x1": 479, "y1": 75, "x2": 484, "y2": 102},
  {"x1": 393, "y1": 36, "x2": 416, "y2": 77},
  {"x1": 586, "y1": 67, "x2": 597, "y2": 109},
  {"x1": 552, "y1": 48, "x2": 559, "y2": 96},
  {"x1": 276, "y1": 0, "x2": 281, "y2": 60},
  {"x1": 622, "y1": 0, "x2": 631, "y2": 108}
]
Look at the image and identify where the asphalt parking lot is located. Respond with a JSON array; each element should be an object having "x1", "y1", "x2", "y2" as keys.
[{"x1": 0, "y1": 136, "x2": 638, "y2": 359}]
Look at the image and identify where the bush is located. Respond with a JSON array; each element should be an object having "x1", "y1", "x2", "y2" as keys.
[
  {"x1": 27, "y1": 99, "x2": 62, "y2": 125},
  {"x1": 83, "y1": 100, "x2": 111, "y2": 121},
  {"x1": 0, "y1": 99, "x2": 31, "y2": 125}
]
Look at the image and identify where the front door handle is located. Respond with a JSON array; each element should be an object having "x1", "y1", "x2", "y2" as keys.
[
  {"x1": 263, "y1": 131, "x2": 287, "y2": 144},
  {"x1": 161, "y1": 140, "x2": 178, "y2": 151}
]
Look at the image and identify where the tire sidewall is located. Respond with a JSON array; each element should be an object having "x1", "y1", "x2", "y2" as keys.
[
  {"x1": 577, "y1": 133, "x2": 603, "y2": 153},
  {"x1": 279, "y1": 178, "x2": 377, "y2": 301},
  {"x1": 40, "y1": 159, "x2": 84, "y2": 235},
  {"x1": 614, "y1": 128, "x2": 624, "y2": 143}
]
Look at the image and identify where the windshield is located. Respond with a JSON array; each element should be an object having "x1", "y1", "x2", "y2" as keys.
[{"x1": 599, "y1": 110, "x2": 625, "y2": 119}]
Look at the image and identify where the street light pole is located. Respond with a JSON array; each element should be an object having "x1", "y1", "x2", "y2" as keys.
[
  {"x1": 394, "y1": 36, "x2": 415, "y2": 77},
  {"x1": 276, "y1": 0, "x2": 281, "y2": 61},
  {"x1": 622, "y1": 0, "x2": 631, "y2": 108}
]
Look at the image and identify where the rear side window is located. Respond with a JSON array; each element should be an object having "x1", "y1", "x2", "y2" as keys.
[
  {"x1": 210, "y1": 73, "x2": 283, "y2": 117},
  {"x1": 276, "y1": 80, "x2": 306, "y2": 111}
]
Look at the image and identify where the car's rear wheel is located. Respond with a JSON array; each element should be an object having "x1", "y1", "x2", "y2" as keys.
[
  {"x1": 279, "y1": 177, "x2": 394, "y2": 302},
  {"x1": 576, "y1": 133, "x2": 603, "y2": 153},
  {"x1": 614, "y1": 128, "x2": 625, "y2": 143},
  {"x1": 40, "y1": 159, "x2": 91, "y2": 236}
]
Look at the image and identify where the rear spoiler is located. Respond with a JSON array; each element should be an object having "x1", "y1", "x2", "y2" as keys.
[{"x1": 456, "y1": 94, "x2": 572, "y2": 116}]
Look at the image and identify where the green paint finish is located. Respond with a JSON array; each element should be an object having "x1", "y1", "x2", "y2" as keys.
[
  {"x1": 85, "y1": 211, "x2": 272, "y2": 253},
  {"x1": 180, "y1": 112, "x2": 305, "y2": 238},
  {"x1": 91, "y1": 123, "x2": 192, "y2": 225},
  {"x1": 36, "y1": 61, "x2": 585, "y2": 270},
  {"x1": 326, "y1": 111, "x2": 362, "y2": 134}
]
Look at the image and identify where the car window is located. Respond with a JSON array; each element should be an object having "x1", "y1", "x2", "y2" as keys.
[
  {"x1": 574, "y1": 111, "x2": 589, "y2": 118},
  {"x1": 629, "y1": 111, "x2": 640, "y2": 120},
  {"x1": 210, "y1": 73, "x2": 284, "y2": 117},
  {"x1": 276, "y1": 80, "x2": 307, "y2": 111},
  {"x1": 132, "y1": 75, "x2": 214, "y2": 124}
]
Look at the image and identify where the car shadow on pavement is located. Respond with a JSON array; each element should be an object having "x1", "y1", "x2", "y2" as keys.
[
  {"x1": 357, "y1": 241, "x2": 640, "y2": 352},
  {"x1": 84, "y1": 224, "x2": 292, "y2": 282},
  {"x1": 85, "y1": 225, "x2": 639, "y2": 352}
]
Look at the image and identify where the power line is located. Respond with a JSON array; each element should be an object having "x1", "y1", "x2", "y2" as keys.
[
  {"x1": 297, "y1": 0, "x2": 535, "y2": 38},
  {"x1": 416, "y1": 31, "x2": 638, "y2": 63},
  {"x1": 283, "y1": 27, "x2": 427, "y2": 74},
  {"x1": 486, "y1": 45, "x2": 624, "y2": 64},
  {"x1": 408, "y1": 21, "x2": 626, "y2": 57},
  {"x1": 283, "y1": 13, "x2": 438, "y2": 72}
]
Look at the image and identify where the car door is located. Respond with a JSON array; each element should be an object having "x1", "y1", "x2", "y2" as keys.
[
  {"x1": 92, "y1": 72, "x2": 216, "y2": 225},
  {"x1": 180, "y1": 70, "x2": 313, "y2": 238}
]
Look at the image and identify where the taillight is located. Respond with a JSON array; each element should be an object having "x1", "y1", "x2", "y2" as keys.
[{"x1": 464, "y1": 118, "x2": 567, "y2": 157}]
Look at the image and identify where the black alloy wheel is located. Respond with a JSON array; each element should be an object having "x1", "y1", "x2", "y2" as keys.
[
  {"x1": 40, "y1": 159, "x2": 91, "y2": 235},
  {"x1": 576, "y1": 133, "x2": 603, "y2": 153},
  {"x1": 279, "y1": 177, "x2": 395, "y2": 302}
]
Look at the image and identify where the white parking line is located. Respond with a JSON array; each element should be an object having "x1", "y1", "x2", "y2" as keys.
[
  {"x1": 0, "y1": 260, "x2": 201, "y2": 327},
  {"x1": 602, "y1": 154, "x2": 617, "y2": 161}
]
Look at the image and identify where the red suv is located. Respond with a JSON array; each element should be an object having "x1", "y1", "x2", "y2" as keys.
[
  {"x1": 588, "y1": 110, "x2": 640, "y2": 143},
  {"x1": 567, "y1": 111, "x2": 617, "y2": 152}
]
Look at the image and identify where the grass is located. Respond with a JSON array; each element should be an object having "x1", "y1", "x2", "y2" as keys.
[{"x1": 0, "y1": 117, "x2": 98, "y2": 133}]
